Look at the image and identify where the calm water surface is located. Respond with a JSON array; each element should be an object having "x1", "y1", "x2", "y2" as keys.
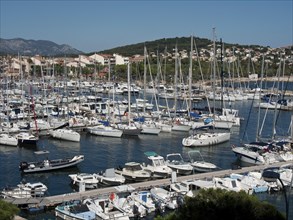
[{"x1": 0, "y1": 97, "x2": 292, "y2": 219}]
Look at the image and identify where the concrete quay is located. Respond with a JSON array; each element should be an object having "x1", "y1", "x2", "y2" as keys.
[{"x1": 3, "y1": 160, "x2": 292, "y2": 208}]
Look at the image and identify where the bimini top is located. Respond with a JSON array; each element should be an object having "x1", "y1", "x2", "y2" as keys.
[{"x1": 144, "y1": 151, "x2": 158, "y2": 157}]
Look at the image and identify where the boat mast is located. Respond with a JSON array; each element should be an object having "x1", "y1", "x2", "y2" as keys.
[
  {"x1": 256, "y1": 54, "x2": 265, "y2": 142},
  {"x1": 188, "y1": 35, "x2": 193, "y2": 113},
  {"x1": 174, "y1": 44, "x2": 178, "y2": 114},
  {"x1": 212, "y1": 28, "x2": 216, "y2": 116},
  {"x1": 143, "y1": 45, "x2": 147, "y2": 113},
  {"x1": 220, "y1": 38, "x2": 224, "y2": 111},
  {"x1": 127, "y1": 62, "x2": 131, "y2": 126}
]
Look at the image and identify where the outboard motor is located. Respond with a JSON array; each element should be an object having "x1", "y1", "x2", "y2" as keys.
[{"x1": 19, "y1": 162, "x2": 28, "y2": 171}]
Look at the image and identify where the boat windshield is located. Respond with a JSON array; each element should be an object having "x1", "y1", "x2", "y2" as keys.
[
  {"x1": 153, "y1": 158, "x2": 165, "y2": 166},
  {"x1": 127, "y1": 164, "x2": 142, "y2": 171}
]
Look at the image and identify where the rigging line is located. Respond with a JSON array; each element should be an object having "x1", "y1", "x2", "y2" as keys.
[
  {"x1": 241, "y1": 81, "x2": 258, "y2": 144},
  {"x1": 275, "y1": 71, "x2": 291, "y2": 136}
]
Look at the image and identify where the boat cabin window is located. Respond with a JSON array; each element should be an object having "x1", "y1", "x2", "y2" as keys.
[
  {"x1": 127, "y1": 164, "x2": 142, "y2": 171},
  {"x1": 231, "y1": 180, "x2": 237, "y2": 188},
  {"x1": 83, "y1": 176, "x2": 93, "y2": 180},
  {"x1": 181, "y1": 183, "x2": 188, "y2": 188}
]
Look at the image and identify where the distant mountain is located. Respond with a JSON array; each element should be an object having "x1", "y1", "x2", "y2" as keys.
[{"x1": 0, "y1": 38, "x2": 83, "y2": 56}]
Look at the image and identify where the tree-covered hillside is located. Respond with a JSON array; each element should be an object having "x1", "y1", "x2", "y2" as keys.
[{"x1": 95, "y1": 36, "x2": 264, "y2": 57}]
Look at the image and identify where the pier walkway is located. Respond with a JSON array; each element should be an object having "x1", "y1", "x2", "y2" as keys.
[{"x1": 3, "y1": 161, "x2": 292, "y2": 208}]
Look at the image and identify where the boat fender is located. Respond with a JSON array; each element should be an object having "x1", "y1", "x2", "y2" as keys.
[{"x1": 109, "y1": 192, "x2": 116, "y2": 201}]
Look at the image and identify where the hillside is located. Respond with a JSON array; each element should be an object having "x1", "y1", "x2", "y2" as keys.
[
  {"x1": 96, "y1": 36, "x2": 264, "y2": 56},
  {"x1": 0, "y1": 38, "x2": 83, "y2": 56}
]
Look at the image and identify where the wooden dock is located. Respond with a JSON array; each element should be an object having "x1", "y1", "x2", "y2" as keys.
[{"x1": 3, "y1": 161, "x2": 292, "y2": 208}]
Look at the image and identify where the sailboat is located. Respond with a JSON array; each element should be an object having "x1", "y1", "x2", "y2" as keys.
[
  {"x1": 0, "y1": 133, "x2": 18, "y2": 146},
  {"x1": 170, "y1": 44, "x2": 190, "y2": 132},
  {"x1": 0, "y1": 77, "x2": 18, "y2": 147},
  {"x1": 87, "y1": 122, "x2": 123, "y2": 138},
  {"x1": 117, "y1": 63, "x2": 142, "y2": 136},
  {"x1": 231, "y1": 55, "x2": 293, "y2": 165},
  {"x1": 133, "y1": 47, "x2": 161, "y2": 135},
  {"x1": 182, "y1": 127, "x2": 231, "y2": 147},
  {"x1": 182, "y1": 31, "x2": 231, "y2": 147},
  {"x1": 49, "y1": 122, "x2": 81, "y2": 142}
]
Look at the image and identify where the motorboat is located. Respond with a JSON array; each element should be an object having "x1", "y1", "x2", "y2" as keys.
[
  {"x1": 143, "y1": 151, "x2": 173, "y2": 179},
  {"x1": 87, "y1": 124, "x2": 123, "y2": 138},
  {"x1": 188, "y1": 150, "x2": 218, "y2": 172},
  {"x1": 110, "y1": 192, "x2": 148, "y2": 218},
  {"x1": 213, "y1": 177, "x2": 252, "y2": 194},
  {"x1": 19, "y1": 151, "x2": 84, "y2": 173},
  {"x1": 83, "y1": 197, "x2": 130, "y2": 220},
  {"x1": 247, "y1": 171, "x2": 280, "y2": 192},
  {"x1": 0, "y1": 133, "x2": 18, "y2": 146},
  {"x1": 55, "y1": 200, "x2": 96, "y2": 220},
  {"x1": 231, "y1": 143, "x2": 281, "y2": 165},
  {"x1": 229, "y1": 173, "x2": 269, "y2": 194},
  {"x1": 94, "y1": 168, "x2": 125, "y2": 186},
  {"x1": 130, "y1": 191, "x2": 157, "y2": 213},
  {"x1": 165, "y1": 153, "x2": 193, "y2": 175},
  {"x1": 150, "y1": 187, "x2": 178, "y2": 210},
  {"x1": 170, "y1": 179, "x2": 215, "y2": 197},
  {"x1": 69, "y1": 173, "x2": 99, "y2": 189},
  {"x1": 49, "y1": 128, "x2": 81, "y2": 142},
  {"x1": 115, "y1": 162, "x2": 151, "y2": 182},
  {"x1": 15, "y1": 132, "x2": 38, "y2": 147},
  {"x1": 1, "y1": 181, "x2": 48, "y2": 198},
  {"x1": 232, "y1": 144, "x2": 266, "y2": 165}
]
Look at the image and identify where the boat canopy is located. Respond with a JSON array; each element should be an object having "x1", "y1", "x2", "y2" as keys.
[{"x1": 144, "y1": 151, "x2": 158, "y2": 157}]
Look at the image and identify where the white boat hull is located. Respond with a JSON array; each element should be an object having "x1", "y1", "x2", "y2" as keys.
[
  {"x1": 50, "y1": 129, "x2": 80, "y2": 142},
  {"x1": 182, "y1": 132, "x2": 230, "y2": 147},
  {"x1": 88, "y1": 126, "x2": 123, "y2": 138}
]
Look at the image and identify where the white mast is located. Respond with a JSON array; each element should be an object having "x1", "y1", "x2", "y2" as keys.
[
  {"x1": 188, "y1": 35, "x2": 193, "y2": 112},
  {"x1": 127, "y1": 62, "x2": 131, "y2": 126}
]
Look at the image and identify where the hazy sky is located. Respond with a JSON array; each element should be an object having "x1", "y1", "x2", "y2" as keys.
[{"x1": 1, "y1": 0, "x2": 292, "y2": 53}]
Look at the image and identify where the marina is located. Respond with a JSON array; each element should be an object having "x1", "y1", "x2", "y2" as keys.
[{"x1": 0, "y1": 80, "x2": 293, "y2": 219}]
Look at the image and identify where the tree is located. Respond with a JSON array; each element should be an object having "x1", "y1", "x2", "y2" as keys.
[
  {"x1": 155, "y1": 188, "x2": 285, "y2": 220},
  {"x1": 0, "y1": 200, "x2": 20, "y2": 220}
]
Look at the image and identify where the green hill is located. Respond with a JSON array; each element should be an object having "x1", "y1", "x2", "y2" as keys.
[{"x1": 94, "y1": 36, "x2": 264, "y2": 56}]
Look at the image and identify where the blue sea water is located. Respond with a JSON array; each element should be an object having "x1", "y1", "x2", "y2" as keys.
[{"x1": 0, "y1": 90, "x2": 293, "y2": 219}]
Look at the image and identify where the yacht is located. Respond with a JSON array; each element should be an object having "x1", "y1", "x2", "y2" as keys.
[
  {"x1": 170, "y1": 179, "x2": 215, "y2": 197},
  {"x1": 55, "y1": 200, "x2": 96, "y2": 220},
  {"x1": 182, "y1": 130, "x2": 230, "y2": 147},
  {"x1": 15, "y1": 132, "x2": 38, "y2": 147},
  {"x1": 143, "y1": 151, "x2": 173, "y2": 179},
  {"x1": 1, "y1": 182, "x2": 48, "y2": 198},
  {"x1": 165, "y1": 153, "x2": 193, "y2": 175},
  {"x1": 0, "y1": 133, "x2": 18, "y2": 146},
  {"x1": 49, "y1": 128, "x2": 81, "y2": 142},
  {"x1": 94, "y1": 168, "x2": 125, "y2": 186},
  {"x1": 87, "y1": 124, "x2": 123, "y2": 138},
  {"x1": 69, "y1": 173, "x2": 99, "y2": 189},
  {"x1": 231, "y1": 142, "x2": 282, "y2": 165},
  {"x1": 150, "y1": 187, "x2": 178, "y2": 210},
  {"x1": 188, "y1": 150, "x2": 218, "y2": 172},
  {"x1": 84, "y1": 197, "x2": 130, "y2": 220},
  {"x1": 115, "y1": 162, "x2": 151, "y2": 182},
  {"x1": 213, "y1": 177, "x2": 253, "y2": 194}
]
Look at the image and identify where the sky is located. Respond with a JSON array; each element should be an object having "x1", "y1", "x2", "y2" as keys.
[{"x1": 0, "y1": 0, "x2": 292, "y2": 53}]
